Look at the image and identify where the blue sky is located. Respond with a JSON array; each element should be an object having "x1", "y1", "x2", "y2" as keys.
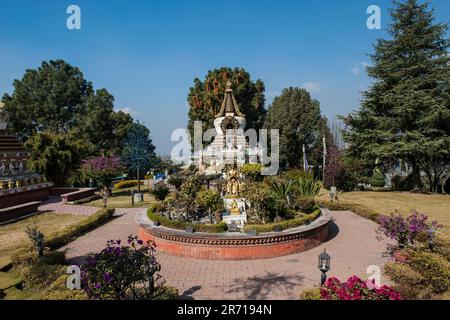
[{"x1": 1, "y1": 0, "x2": 449, "y2": 154}]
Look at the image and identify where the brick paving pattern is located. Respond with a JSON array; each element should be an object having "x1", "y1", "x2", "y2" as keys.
[{"x1": 43, "y1": 198, "x2": 394, "y2": 300}]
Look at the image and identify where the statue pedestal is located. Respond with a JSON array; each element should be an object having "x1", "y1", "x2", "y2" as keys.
[{"x1": 222, "y1": 197, "x2": 247, "y2": 231}]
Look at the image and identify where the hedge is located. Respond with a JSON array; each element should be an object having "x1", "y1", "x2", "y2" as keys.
[
  {"x1": 147, "y1": 207, "x2": 228, "y2": 233},
  {"x1": 244, "y1": 206, "x2": 322, "y2": 233},
  {"x1": 317, "y1": 200, "x2": 379, "y2": 222},
  {"x1": 45, "y1": 208, "x2": 115, "y2": 249},
  {"x1": 113, "y1": 180, "x2": 144, "y2": 189}
]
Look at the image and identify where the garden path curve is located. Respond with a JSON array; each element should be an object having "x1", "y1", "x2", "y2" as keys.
[{"x1": 39, "y1": 199, "x2": 394, "y2": 300}]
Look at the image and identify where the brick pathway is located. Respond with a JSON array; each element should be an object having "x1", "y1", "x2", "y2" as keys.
[
  {"x1": 53, "y1": 199, "x2": 393, "y2": 300},
  {"x1": 39, "y1": 196, "x2": 99, "y2": 216}
]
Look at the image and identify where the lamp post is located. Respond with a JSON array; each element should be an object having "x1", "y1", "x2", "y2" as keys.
[{"x1": 318, "y1": 249, "x2": 331, "y2": 286}]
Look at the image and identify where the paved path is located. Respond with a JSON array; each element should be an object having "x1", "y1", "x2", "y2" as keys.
[
  {"x1": 39, "y1": 196, "x2": 99, "y2": 216},
  {"x1": 43, "y1": 199, "x2": 394, "y2": 300}
]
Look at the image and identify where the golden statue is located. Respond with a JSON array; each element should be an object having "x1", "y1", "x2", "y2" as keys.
[
  {"x1": 230, "y1": 199, "x2": 240, "y2": 216},
  {"x1": 226, "y1": 167, "x2": 240, "y2": 197}
]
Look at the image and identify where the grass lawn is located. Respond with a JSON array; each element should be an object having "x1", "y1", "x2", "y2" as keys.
[
  {"x1": 0, "y1": 212, "x2": 88, "y2": 299},
  {"x1": 0, "y1": 212, "x2": 86, "y2": 267},
  {"x1": 84, "y1": 186, "x2": 162, "y2": 208},
  {"x1": 319, "y1": 191, "x2": 450, "y2": 238}
]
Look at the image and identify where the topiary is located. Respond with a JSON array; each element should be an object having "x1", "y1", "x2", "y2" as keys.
[{"x1": 371, "y1": 168, "x2": 385, "y2": 187}]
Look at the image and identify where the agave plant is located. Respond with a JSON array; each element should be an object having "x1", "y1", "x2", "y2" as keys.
[
  {"x1": 296, "y1": 176, "x2": 322, "y2": 197},
  {"x1": 269, "y1": 178, "x2": 294, "y2": 209}
]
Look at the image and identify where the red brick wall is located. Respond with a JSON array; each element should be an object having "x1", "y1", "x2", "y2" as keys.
[
  {"x1": 0, "y1": 188, "x2": 49, "y2": 209},
  {"x1": 138, "y1": 224, "x2": 329, "y2": 260}
]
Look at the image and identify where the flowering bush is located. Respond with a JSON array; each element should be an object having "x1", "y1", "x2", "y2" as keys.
[
  {"x1": 320, "y1": 276, "x2": 402, "y2": 300},
  {"x1": 377, "y1": 210, "x2": 441, "y2": 247},
  {"x1": 81, "y1": 235, "x2": 165, "y2": 300},
  {"x1": 82, "y1": 155, "x2": 124, "y2": 189}
]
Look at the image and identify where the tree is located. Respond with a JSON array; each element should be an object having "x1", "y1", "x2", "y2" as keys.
[
  {"x1": 25, "y1": 131, "x2": 93, "y2": 186},
  {"x1": 82, "y1": 155, "x2": 124, "y2": 191},
  {"x1": 187, "y1": 67, "x2": 266, "y2": 143},
  {"x1": 195, "y1": 190, "x2": 223, "y2": 224},
  {"x1": 121, "y1": 122, "x2": 157, "y2": 193},
  {"x1": 240, "y1": 181, "x2": 273, "y2": 223},
  {"x1": 240, "y1": 163, "x2": 264, "y2": 181},
  {"x1": 264, "y1": 87, "x2": 333, "y2": 169},
  {"x1": 343, "y1": 0, "x2": 450, "y2": 192},
  {"x1": 1, "y1": 60, "x2": 134, "y2": 184}
]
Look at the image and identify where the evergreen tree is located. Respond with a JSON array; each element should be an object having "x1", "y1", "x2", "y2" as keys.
[
  {"x1": 187, "y1": 67, "x2": 266, "y2": 143},
  {"x1": 343, "y1": 0, "x2": 449, "y2": 192},
  {"x1": 264, "y1": 87, "x2": 333, "y2": 170}
]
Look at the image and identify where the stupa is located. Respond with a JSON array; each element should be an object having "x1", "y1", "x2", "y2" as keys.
[
  {"x1": 0, "y1": 102, "x2": 52, "y2": 217},
  {"x1": 199, "y1": 80, "x2": 260, "y2": 175}
]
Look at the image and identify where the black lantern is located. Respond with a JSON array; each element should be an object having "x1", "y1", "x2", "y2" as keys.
[{"x1": 318, "y1": 249, "x2": 331, "y2": 285}]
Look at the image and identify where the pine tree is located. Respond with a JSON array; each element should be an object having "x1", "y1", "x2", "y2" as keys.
[{"x1": 343, "y1": 0, "x2": 450, "y2": 192}]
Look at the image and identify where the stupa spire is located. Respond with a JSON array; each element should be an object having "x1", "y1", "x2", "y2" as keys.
[{"x1": 215, "y1": 80, "x2": 244, "y2": 118}]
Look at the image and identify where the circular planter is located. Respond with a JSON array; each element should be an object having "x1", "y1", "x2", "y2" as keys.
[{"x1": 137, "y1": 208, "x2": 332, "y2": 260}]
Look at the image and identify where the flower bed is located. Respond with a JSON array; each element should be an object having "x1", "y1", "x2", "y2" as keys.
[
  {"x1": 147, "y1": 206, "x2": 228, "y2": 233},
  {"x1": 244, "y1": 206, "x2": 322, "y2": 233}
]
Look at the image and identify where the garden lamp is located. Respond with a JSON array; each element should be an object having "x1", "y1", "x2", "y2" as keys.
[{"x1": 318, "y1": 249, "x2": 331, "y2": 286}]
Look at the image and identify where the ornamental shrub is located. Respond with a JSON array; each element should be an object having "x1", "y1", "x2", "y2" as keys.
[
  {"x1": 240, "y1": 163, "x2": 264, "y2": 181},
  {"x1": 80, "y1": 235, "x2": 168, "y2": 300},
  {"x1": 371, "y1": 168, "x2": 385, "y2": 187},
  {"x1": 113, "y1": 180, "x2": 143, "y2": 189},
  {"x1": 299, "y1": 288, "x2": 321, "y2": 300},
  {"x1": 377, "y1": 210, "x2": 441, "y2": 247},
  {"x1": 384, "y1": 262, "x2": 429, "y2": 299},
  {"x1": 152, "y1": 185, "x2": 170, "y2": 201},
  {"x1": 408, "y1": 251, "x2": 450, "y2": 294},
  {"x1": 320, "y1": 276, "x2": 402, "y2": 300}
]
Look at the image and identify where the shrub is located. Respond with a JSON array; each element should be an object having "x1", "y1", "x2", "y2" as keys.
[
  {"x1": 377, "y1": 210, "x2": 441, "y2": 247},
  {"x1": 42, "y1": 274, "x2": 88, "y2": 300},
  {"x1": 147, "y1": 206, "x2": 228, "y2": 233},
  {"x1": 243, "y1": 206, "x2": 321, "y2": 233},
  {"x1": 384, "y1": 262, "x2": 429, "y2": 299},
  {"x1": 113, "y1": 180, "x2": 143, "y2": 189},
  {"x1": 152, "y1": 185, "x2": 170, "y2": 201},
  {"x1": 240, "y1": 163, "x2": 264, "y2": 181},
  {"x1": 299, "y1": 288, "x2": 321, "y2": 300},
  {"x1": 21, "y1": 262, "x2": 66, "y2": 289},
  {"x1": 46, "y1": 208, "x2": 115, "y2": 249},
  {"x1": 25, "y1": 226, "x2": 45, "y2": 257},
  {"x1": 11, "y1": 249, "x2": 66, "y2": 268},
  {"x1": 408, "y1": 251, "x2": 450, "y2": 294},
  {"x1": 81, "y1": 235, "x2": 167, "y2": 300},
  {"x1": 371, "y1": 168, "x2": 385, "y2": 187},
  {"x1": 320, "y1": 276, "x2": 402, "y2": 300},
  {"x1": 317, "y1": 200, "x2": 379, "y2": 222}
]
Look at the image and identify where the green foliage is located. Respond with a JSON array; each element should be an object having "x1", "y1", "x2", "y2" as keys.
[
  {"x1": 11, "y1": 249, "x2": 66, "y2": 269},
  {"x1": 317, "y1": 200, "x2": 379, "y2": 222},
  {"x1": 21, "y1": 263, "x2": 66, "y2": 290},
  {"x1": 187, "y1": 67, "x2": 266, "y2": 144},
  {"x1": 45, "y1": 208, "x2": 115, "y2": 249},
  {"x1": 240, "y1": 181, "x2": 273, "y2": 223},
  {"x1": 240, "y1": 163, "x2": 264, "y2": 181},
  {"x1": 195, "y1": 190, "x2": 223, "y2": 214},
  {"x1": 371, "y1": 168, "x2": 385, "y2": 187},
  {"x1": 264, "y1": 87, "x2": 333, "y2": 169},
  {"x1": 244, "y1": 206, "x2": 321, "y2": 233},
  {"x1": 25, "y1": 131, "x2": 93, "y2": 186},
  {"x1": 299, "y1": 288, "x2": 322, "y2": 300},
  {"x1": 408, "y1": 250, "x2": 450, "y2": 294},
  {"x1": 343, "y1": 0, "x2": 450, "y2": 192},
  {"x1": 167, "y1": 174, "x2": 185, "y2": 191},
  {"x1": 269, "y1": 178, "x2": 294, "y2": 214},
  {"x1": 1, "y1": 60, "x2": 134, "y2": 184},
  {"x1": 148, "y1": 207, "x2": 228, "y2": 233},
  {"x1": 152, "y1": 185, "x2": 170, "y2": 201},
  {"x1": 384, "y1": 262, "x2": 429, "y2": 300},
  {"x1": 121, "y1": 122, "x2": 157, "y2": 188}
]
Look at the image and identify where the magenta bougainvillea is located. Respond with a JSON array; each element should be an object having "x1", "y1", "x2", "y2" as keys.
[
  {"x1": 82, "y1": 155, "x2": 124, "y2": 187},
  {"x1": 320, "y1": 276, "x2": 402, "y2": 300},
  {"x1": 377, "y1": 210, "x2": 442, "y2": 247}
]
